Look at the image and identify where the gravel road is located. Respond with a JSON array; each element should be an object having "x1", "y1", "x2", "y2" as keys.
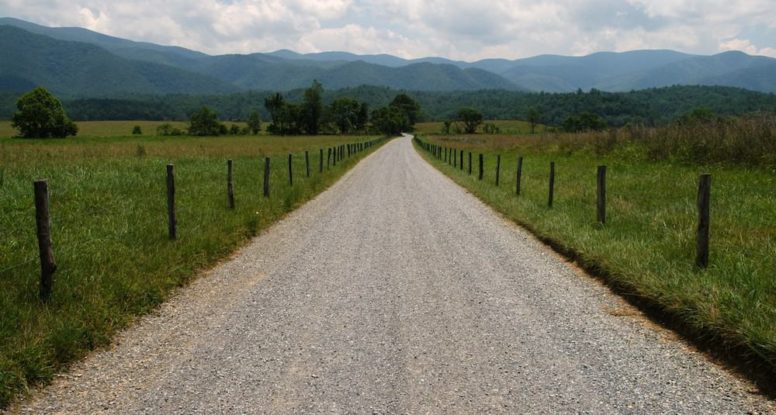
[{"x1": 11, "y1": 135, "x2": 774, "y2": 414}]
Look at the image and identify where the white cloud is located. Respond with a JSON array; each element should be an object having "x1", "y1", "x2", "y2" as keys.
[{"x1": 0, "y1": 0, "x2": 774, "y2": 60}]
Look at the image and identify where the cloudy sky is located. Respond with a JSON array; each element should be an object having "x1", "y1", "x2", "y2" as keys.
[{"x1": 1, "y1": 0, "x2": 775, "y2": 60}]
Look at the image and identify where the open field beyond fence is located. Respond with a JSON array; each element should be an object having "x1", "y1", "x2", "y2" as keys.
[
  {"x1": 415, "y1": 131, "x2": 776, "y2": 386},
  {"x1": 0, "y1": 131, "x2": 385, "y2": 407}
]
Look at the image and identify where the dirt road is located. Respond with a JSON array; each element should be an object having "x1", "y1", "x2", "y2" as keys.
[{"x1": 13, "y1": 135, "x2": 773, "y2": 414}]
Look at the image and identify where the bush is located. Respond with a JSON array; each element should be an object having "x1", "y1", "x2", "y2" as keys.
[{"x1": 132, "y1": 125, "x2": 142, "y2": 135}]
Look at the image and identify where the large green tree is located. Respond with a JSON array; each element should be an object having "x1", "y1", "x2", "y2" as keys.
[
  {"x1": 12, "y1": 87, "x2": 77, "y2": 138},
  {"x1": 264, "y1": 93, "x2": 286, "y2": 134},
  {"x1": 247, "y1": 110, "x2": 262, "y2": 134},
  {"x1": 389, "y1": 93, "x2": 421, "y2": 131},
  {"x1": 457, "y1": 107, "x2": 483, "y2": 134},
  {"x1": 329, "y1": 97, "x2": 360, "y2": 134}
]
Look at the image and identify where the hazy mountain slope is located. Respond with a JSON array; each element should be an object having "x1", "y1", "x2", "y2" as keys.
[
  {"x1": 0, "y1": 25, "x2": 238, "y2": 96},
  {"x1": 2, "y1": 17, "x2": 776, "y2": 94}
]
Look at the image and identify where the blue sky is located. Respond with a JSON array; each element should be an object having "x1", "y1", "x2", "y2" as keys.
[{"x1": 1, "y1": 0, "x2": 774, "y2": 60}]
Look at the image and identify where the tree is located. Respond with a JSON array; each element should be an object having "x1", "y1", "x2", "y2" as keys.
[
  {"x1": 132, "y1": 125, "x2": 142, "y2": 135},
  {"x1": 247, "y1": 110, "x2": 262, "y2": 134},
  {"x1": 457, "y1": 107, "x2": 483, "y2": 134},
  {"x1": 527, "y1": 107, "x2": 541, "y2": 133},
  {"x1": 371, "y1": 106, "x2": 406, "y2": 135},
  {"x1": 356, "y1": 102, "x2": 369, "y2": 132},
  {"x1": 264, "y1": 93, "x2": 286, "y2": 134},
  {"x1": 12, "y1": 87, "x2": 77, "y2": 138},
  {"x1": 189, "y1": 106, "x2": 223, "y2": 136},
  {"x1": 389, "y1": 93, "x2": 421, "y2": 131},
  {"x1": 301, "y1": 80, "x2": 324, "y2": 135},
  {"x1": 330, "y1": 98, "x2": 360, "y2": 134}
]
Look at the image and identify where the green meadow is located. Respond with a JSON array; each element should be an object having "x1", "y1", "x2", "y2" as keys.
[
  {"x1": 0, "y1": 129, "x2": 384, "y2": 407},
  {"x1": 415, "y1": 123, "x2": 776, "y2": 384}
]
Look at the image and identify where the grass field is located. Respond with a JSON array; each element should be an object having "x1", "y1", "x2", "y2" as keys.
[
  {"x1": 415, "y1": 119, "x2": 547, "y2": 136},
  {"x1": 0, "y1": 120, "x2": 196, "y2": 138},
  {"x1": 0, "y1": 131, "x2": 385, "y2": 407},
  {"x1": 415, "y1": 133, "x2": 776, "y2": 383}
]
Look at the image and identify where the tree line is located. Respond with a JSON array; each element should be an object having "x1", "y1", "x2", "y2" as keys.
[{"x1": 7, "y1": 84, "x2": 422, "y2": 138}]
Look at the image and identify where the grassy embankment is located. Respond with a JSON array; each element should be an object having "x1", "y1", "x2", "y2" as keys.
[
  {"x1": 0, "y1": 126, "x2": 385, "y2": 407},
  {"x1": 414, "y1": 116, "x2": 776, "y2": 384}
]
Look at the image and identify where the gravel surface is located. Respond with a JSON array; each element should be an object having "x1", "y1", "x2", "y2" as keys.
[{"x1": 9, "y1": 134, "x2": 774, "y2": 414}]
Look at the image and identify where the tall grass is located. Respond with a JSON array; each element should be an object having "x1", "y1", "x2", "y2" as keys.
[
  {"x1": 0, "y1": 133, "x2": 385, "y2": 407},
  {"x1": 415, "y1": 126, "x2": 776, "y2": 383}
]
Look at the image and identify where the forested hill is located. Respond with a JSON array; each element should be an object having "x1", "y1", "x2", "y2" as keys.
[
  {"x1": 2, "y1": 85, "x2": 771, "y2": 127},
  {"x1": 3, "y1": 18, "x2": 776, "y2": 95}
]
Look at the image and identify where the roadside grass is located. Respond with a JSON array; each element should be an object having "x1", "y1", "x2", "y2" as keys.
[
  {"x1": 415, "y1": 134, "x2": 776, "y2": 381},
  {"x1": 0, "y1": 133, "x2": 385, "y2": 407}
]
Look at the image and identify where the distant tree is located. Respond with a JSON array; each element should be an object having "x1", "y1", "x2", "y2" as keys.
[
  {"x1": 526, "y1": 107, "x2": 541, "y2": 133},
  {"x1": 356, "y1": 102, "x2": 369, "y2": 132},
  {"x1": 188, "y1": 106, "x2": 223, "y2": 136},
  {"x1": 247, "y1": 110, "x2": 262, "y2": 134},
  {"x1": 330, "y1": 97, "x2": 360, "y2": 134},
  {"x1": 301, "y1": 80, "x2": 324, "y2": 135},
  {"x1": 264, "y1": 93, "x2": 286, "y2": 134},
  {"x1": 441, "y1": 120, "x2": 452, "y2": 134},
  {"x1": 371, "y1": 106, "x2": 406, "y2": 135},
  {"x1": 457, "y1": 107, "x2": 483, "y2": 134},
  {"x1": 157, "y1": 123, "x2": 184, "y2": 136},
  {"x1": 132, "y1": 125, "x2": 142, "y2": 135},
  {"x1": 229, "y1": 124, "x2": 241, "y2": 135},
  {"x1": 389, "y1": 93, "x2": 421, "y2": 131},
  {"x1": 563, "y1": 112, "x2": 606, "y2": 132},
  {"x1": 12, "y1": 87, "x2": 77, "y2": 138}
]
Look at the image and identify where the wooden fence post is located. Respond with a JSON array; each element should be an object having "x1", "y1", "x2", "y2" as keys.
[
  {"x1": 453, "y1": 148, "x2": 457, "y2": 168},
  {"x1": 548, "y1": 161, "x2": 555, "y2": 208},
  {"x1": 327, "y1": 148, "x2": 332, "y2": 169},
  {"x1": 333, "y1": 147, "x2": 337, "y2": 166},
  {"x1": 227, "y1": 160, "x2": 235, "y2": 209},
  {"x1": 166, "y1": 164, "x2": 176, "y2": 240},
  {"x1": 696, "y1": 174, "x2": 711, "y2": 268},
  {"x1": 515, "y1": 156, "x2": 523, "y2": 195},
  {"x1": 495, "y1": 155, "x2": 501, "y2": 186},
  {"x1": 460, "y1": 150, "x2": 463, "y2": 171},
  {"x1": 263, "y1": 157, "x2": 270, "y2": 198},
  {"x1": 468, "y1": 152, "x2": 472, "y2": 175},
  {"x1": 34, "y1": 180, "x2": 56, "y2": 302},
  {"x1": 597, "y1": 165, "x2": 607, "y2": 224},
  {"x1": 319, "y1": 148, "x2": 323, "y2": 173},
  {"x1": 478, "y1": 154, "x2": 484, "y2": 180},
  {"x1": 305, "y1": 151, "x2": 310, "y2": 177},
  {"x1": 288, "y1": 154, "x2": 293, "y2": 186}
]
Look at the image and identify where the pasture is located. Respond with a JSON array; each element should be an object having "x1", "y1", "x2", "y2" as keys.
[
  {"x1": 415, "y1": 128, "x2": 776, "y2": 381},
  {"x1": 0, "y1": 129, "x2": 384, "y2": 406}
]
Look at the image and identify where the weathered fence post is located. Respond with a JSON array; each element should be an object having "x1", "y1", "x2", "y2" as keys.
[
  {"x1": 597, "y1": 165, "x2": 607, "y2": 224},
  {"x1": 227, "y1": 160, "x2": 235, "y2": 209},
  {"x1": 333, "y1": 147, "x2": 337, "y2": 166},
  {"x1": 166, "y1": 164, "x2": 176, "y2": 240},
  {"x1": 34, "y1": 180, "x2": 56, "y2": 302},
  {"x1": 453, "y1": 149, "x2": 457, "y2": 168},
  {"x1": 327, "y1": 148, "x2": 332, "y2": 169},
  {"x1": 305, "y1": 151, "x2": 310, "y2": 177},
  {"x1": 263, "y1": 157, "x2": 270, "y2": 197},
  {"x1": 515, "y1": 156, "x2": 523, "y2": 195},
  {"x1": 495, "y1": 155, "x2": 501, "y2": 186},
  {"x1": 696, "y1": 174, "x2": 711, "y2": 268},
  {"x1": 460, "y1": 150, "x2": 464, "y2": 171},
  {"x1": 319, "y1": 148, "x2": 324, "y2": 173},
  {"x1": 478, "y1": 154, "x2": 484, "y2": 180},
  {"x1": 468, "y1": 152, "x2": 472, "y2": 175},
  {"x1": 548, "y1": 161, "x2": 555, "y2": 208},
  {"x1": 288, "y1": 154, "x2": 293, "y2": 186}
]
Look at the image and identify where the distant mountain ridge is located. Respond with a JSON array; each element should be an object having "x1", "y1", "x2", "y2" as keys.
[{"x1": 1, "y1": 17, "x2": 776, "y2": 95}]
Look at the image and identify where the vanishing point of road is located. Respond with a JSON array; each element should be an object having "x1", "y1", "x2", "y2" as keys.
[{"x1": 13, "y1": 135, "x2": 774, "y2": 414}]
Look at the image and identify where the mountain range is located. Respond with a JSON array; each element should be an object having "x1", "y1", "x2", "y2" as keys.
[{"x1": 2, "y1": 17, "x2": 776, "y2": 97}]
